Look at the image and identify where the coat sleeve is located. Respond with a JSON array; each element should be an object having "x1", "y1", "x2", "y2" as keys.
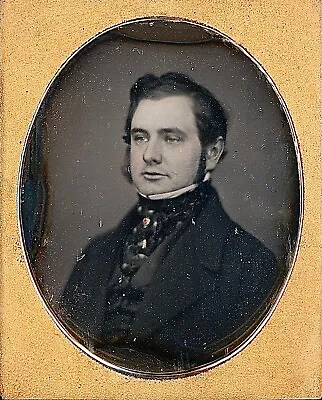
[
  {"x1": 57, "y1": 230, "x2": 123, "y2": 342},
  {"x1": 219, "y1": 224, "x2": 280, "y2": 335}
]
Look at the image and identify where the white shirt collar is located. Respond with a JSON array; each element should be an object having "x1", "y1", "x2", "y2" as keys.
[{"x1": 137, "y1": 172, "x2": 211, "y2": 200}]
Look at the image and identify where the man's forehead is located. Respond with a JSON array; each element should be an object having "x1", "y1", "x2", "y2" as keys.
[
  {"x1": 137, "y1": 93, "x2": 194, "y2": 107},
  {"x1": 131, "y1": 95, "x2": 197, "y2": 127}
]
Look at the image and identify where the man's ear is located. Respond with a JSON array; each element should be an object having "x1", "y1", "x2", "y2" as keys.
[{"x1": 205, "y1": 136, "x2": 225, "y2": 172}]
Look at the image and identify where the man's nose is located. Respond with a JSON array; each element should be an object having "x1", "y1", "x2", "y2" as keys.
[{"x1": 143, "y1": 139, "x2": 162, "y2": 164}]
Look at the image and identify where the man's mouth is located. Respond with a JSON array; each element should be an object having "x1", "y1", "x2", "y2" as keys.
[{"x1": 142, "y1": 172, "x2": 168, "y2": 180}]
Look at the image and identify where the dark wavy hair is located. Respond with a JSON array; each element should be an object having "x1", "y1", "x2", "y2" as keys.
[{"x1": 123, "y1": 72, "x2": 227, "y2": 149}]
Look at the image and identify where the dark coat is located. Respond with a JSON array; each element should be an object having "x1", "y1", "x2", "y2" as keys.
[{"x1": 59, "y1": 188, "x2": 279, "y2": 370}]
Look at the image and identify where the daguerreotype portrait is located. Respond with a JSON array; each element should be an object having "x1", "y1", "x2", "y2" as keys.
[{"x1": 19, "y1": 19, "x2": 301, "y2": 377}]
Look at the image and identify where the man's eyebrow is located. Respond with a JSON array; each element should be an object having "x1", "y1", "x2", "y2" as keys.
[
  {"x1": 158, "y1": 127, "x2": 186, "y2": 136},
  {"x1": 130, "y1": 128, "x2": 148, "y2": 135}
]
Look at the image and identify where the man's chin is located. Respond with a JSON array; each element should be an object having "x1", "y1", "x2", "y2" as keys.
[{"x1": 134, "y1": 182, "x2": 172, "y2": 197}]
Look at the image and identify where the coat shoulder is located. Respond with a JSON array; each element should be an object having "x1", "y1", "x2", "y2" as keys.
[
  {"x1": 225, "y1": 223, "x2": 277, "y2": 266},
  {"x1": 221, "y1": 222, "x2": 280, "y2": 314},
  {"x1": 193, "y1": 190, "x2": 278, "y2": 280}
]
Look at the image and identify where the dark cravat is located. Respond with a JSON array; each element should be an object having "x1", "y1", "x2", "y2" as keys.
[{"x1": 120, "y1": 180, "x2": 213, "y2": 284}]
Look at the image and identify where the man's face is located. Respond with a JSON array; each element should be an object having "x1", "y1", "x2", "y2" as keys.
[{"x1": 130, "y1": 95, "x2": 202, "y2": 196}]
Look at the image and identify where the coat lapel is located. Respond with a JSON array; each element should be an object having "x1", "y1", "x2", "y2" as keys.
[{"x1": 131, "y1": 193, "x2": 234, "y2": 339}]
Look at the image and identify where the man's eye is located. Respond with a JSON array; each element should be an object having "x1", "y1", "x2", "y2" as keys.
[
  {"x1": 165, "y1": 136, "x2": 181, "y2": 144},
  {"x1": 133, "y1": 135, "x2": 148, "y2": 143}
]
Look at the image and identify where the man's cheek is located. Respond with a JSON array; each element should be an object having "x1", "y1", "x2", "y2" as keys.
[
  {"x1": 130, "y1": 151, "x2": 142, "y2": 171},
  {"x1": 183, "y1": 156, "x2": 200, "y2": 172}
]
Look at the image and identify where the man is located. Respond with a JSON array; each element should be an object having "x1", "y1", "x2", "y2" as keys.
[{"x1": 59, "y1": 72, "x2": 279, "y2": 371}]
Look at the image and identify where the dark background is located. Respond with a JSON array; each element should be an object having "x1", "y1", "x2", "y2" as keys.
[{"x1": 20, "y1": 20, "x2": 300, "y2": 304}]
